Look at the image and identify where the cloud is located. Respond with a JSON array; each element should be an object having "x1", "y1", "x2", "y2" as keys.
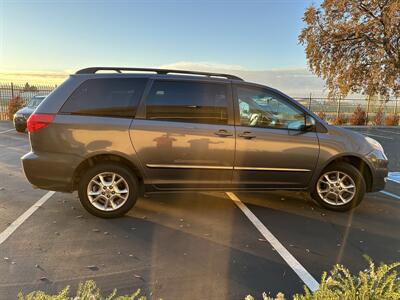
[
  {"x1": 159, "y1": 61, "x2": 326, "y2": 97},
  {"x1": 160, "y1": 61, "x2": 245, "y2": 71},
  {"x1": 0, "y1": 62, "x2": 329, "y2": 97}
]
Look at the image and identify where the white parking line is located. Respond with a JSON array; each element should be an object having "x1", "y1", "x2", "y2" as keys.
[
  {"x1": 361, "y1": 132, "x2": 393, "y2": 140},
  {"x1": 380, "y1": 190, "x2": 400, "y2": 200},
  {"x1": 226, "y1": 192, "x2": 320, "y2": 292},
  {"x1": 387, "y1": 172, "x2": 400, "y2": 184},
  {"x1": 0, "y1": 128, "x2": 15, "y2": 134},
  {"x1": 0, "y1": 191, "x2": 55, "y2": 245},
  {"x1": 374, "y1": 128, "x2": 400, "y2": 135}
]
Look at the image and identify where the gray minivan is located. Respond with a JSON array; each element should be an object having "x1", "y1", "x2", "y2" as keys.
[{"x1": 22, "y1": 67, "x2": 388, "y2": 218}]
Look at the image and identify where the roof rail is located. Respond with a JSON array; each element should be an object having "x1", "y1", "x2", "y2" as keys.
[{"x1": 75, "y1": 67, "x2": 243, "y2": 81}]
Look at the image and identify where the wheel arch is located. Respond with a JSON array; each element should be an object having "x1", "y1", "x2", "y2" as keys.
[
  {"x1": 312, "y1": 154, "x2": 373, "y2": 192},
  {"x1": 72, "y1": 152, "x2": 145, "y2": 192}
]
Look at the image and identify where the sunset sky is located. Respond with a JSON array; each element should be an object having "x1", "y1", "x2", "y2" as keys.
[{"x1": 0, "y1": 0, "x2": 325, "y2": 95}]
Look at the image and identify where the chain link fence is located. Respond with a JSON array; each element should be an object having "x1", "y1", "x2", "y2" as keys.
[{"x1": 0, "y1": 81, "x2": 399, "y2": 125}]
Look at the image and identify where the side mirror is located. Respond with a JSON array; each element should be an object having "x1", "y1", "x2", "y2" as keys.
[{"x1": 303, "y1": 115, "x2": 315, "y2": 131}]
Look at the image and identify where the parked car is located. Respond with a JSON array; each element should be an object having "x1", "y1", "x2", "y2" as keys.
[
  {"x1": 21, "y1": 67, "x2": 388, "y2": 218},
  {"x1": 13, "y1": 95, "x2": 47, "y2": 132}
]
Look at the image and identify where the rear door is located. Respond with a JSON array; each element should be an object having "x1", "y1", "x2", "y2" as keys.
[
  {"x1": 233, "y1": 84, "x2": 319, "y2": 188},
  {"x1": 130, "y1": 78, "x2": 235, "y2": 189}
]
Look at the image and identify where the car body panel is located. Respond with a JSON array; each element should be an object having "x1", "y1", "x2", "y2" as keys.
[
  {"x1": 130, "y1": 119, "x2": 235, "y2": 189},
  {"x1": 233, "y1": 127, "x2": 319, "y2": 188},
  {"x1": 24, "y1": 114, "x2": 147, "y2": 191}
]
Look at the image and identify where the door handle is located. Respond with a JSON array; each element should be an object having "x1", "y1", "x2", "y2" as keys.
[
  {"x1": 238, "y1": 131, "x2": 256, "y2": 139},
  {"x1": 214, "y1": 129, "x2": 233, "y2": 137}
]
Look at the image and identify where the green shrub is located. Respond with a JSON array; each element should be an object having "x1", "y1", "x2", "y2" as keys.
[
  {"x1": 18, "y1": 280, "x2": 149, "y2": 300},
  {"x1": 248, "y1": 258, "x2": 400, "y2": 300},
  {"x1": 294, "y1": 258, "x2": 400, "y2": 300},
  {"x1": 7, "y1": 96, "x2": 25, "y2": 120}
]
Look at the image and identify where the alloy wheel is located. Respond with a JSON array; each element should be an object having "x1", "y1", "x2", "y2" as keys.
[
  {"x1": 316, "y1": 171, "x2": 356, "y2": 206},
  {"x1": 87, "y1": 172, "x2": 129, "y2": 211}
]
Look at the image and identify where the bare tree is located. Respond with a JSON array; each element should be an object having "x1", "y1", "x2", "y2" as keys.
[{"x1": 299, "y1": 0, "x2": 400, "y2": 99}]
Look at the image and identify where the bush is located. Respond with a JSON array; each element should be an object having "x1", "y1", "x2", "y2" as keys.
[
  {"x1": 7, "y1": 96, "x2": 25, "y2": 120},
  {"x1": 373, "y1": 107, "x2": 384, "y2": 125},
  {"x1": 293, "y1": 258, "x2": 400, "y2": 300},
  {"x1": 349, "y1": 105, "x2": 367, "y2": 125},
  {"x1": 384, "y1": 113, "x2": 399, "y2": 126},
  {"x1": 316, "y1": 111, "x2": 326, "y2": 120},
  {"x1": 331, "y1": 113, "x2": 347, "y2": 125},
  {"x1": 18, "y1": 280, "x2": 149, "y2": 300},
  {"x1": 247, "y1": 258, "x2": 399, "y2": 300}
]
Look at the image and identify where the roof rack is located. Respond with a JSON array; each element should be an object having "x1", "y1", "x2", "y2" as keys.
[{"x1": 75, "y1": 67, "x2": 243, "y2": 81}]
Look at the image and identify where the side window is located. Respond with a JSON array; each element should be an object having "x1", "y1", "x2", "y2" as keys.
[
  {"x1": 60, "y1": 78, "x2": 147, "y2": 117},
  {"x1": 145, "y1": 80, "x2": 229, "y2": 125},
  {"x1": 236, "y1": 86, "x2": 305, "y2": 130}
]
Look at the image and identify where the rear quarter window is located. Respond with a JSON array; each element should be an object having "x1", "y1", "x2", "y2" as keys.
[{"x1": 60, "y1": 78, "x2": 147, "y2": 117}]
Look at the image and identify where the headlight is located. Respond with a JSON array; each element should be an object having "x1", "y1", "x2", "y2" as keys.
[
  {"x1": 14, "y1": 113, "x2": 22, "y2": 118},
  {"x1": 365, "y1": 136, "x2": 387, "y2": 159}
]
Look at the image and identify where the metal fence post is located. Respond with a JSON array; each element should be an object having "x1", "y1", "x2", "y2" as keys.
[
  {"x1": 308, "y1": 93, "x2": 312, "y2": 110},
  {"x1": 337, "y1": 96, "x2": 341, "y2": 118},
  {"x1": 366, "y1": 96, "x2": 371, "y2": 125},
  {"x1": 11, "y1": 82, "x2": 14, "y2": 99}
]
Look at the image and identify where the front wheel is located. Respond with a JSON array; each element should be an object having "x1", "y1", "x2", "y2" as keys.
[
  {"x1": 78, "y1": 163, "x2": 138, "y2": 218},
  {"x1": 311, "y1": 163, "x2": 366, "y2": 212}
]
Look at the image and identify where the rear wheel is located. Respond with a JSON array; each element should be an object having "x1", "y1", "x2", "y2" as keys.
[
  {"x1": 78, "y1": 163, "x2": 138, "y2": 218},
  {"x1": 311, "y1": 162, "x2": 366, "y2": 211}
]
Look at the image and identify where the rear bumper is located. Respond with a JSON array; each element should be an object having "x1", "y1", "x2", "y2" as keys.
[{"x1": 21, "y1": 151, "x2": 80, "y2": 192}]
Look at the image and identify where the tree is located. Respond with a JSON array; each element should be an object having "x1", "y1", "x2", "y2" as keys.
[
  {"x1": 23, "y1": 82, "x2": 38, "y2": 92},
  {"x1": 299, "y1": 0, "x2": 400, "y2": 98}
]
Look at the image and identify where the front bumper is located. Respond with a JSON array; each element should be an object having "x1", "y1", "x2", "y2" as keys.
[
  {"x1": 366, "y1": 150, "x2": 389, "y2": 192},
  {"x1": 13, "y1": 116, "x2": 27, "y2": 128}
]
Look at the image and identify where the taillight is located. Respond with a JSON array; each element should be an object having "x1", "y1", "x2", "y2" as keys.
[{"x1": 27, "y1": 113, "x2": 55, "y2": 133}]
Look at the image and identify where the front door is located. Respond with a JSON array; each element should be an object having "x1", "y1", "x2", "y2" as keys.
[
  {"x1": 130, "y1": 79, "x2": 235, "y2": 189},
  {"x1": 233, "y1": 84, "x2": 319, "y2": 189}
]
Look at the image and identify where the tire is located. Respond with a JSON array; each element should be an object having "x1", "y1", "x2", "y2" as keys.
[
  {"x1": 311, "y1": 162, "x2": 366, "y2": 212},
  {"x1": 78, "y1": 162, "x2": 139, "y2": 218},
  {"x1": 15, "y1": 125, "x2": 26, "y2": 132}
]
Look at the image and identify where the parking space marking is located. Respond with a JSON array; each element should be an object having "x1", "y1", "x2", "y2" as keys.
[
  {"x1": 374, "y1": 128, "x2": 400, "y2": 135},
  {"x1": 0, "y1": 128, "x2": 15, "y2": 134},
  {"x1": 360, "y1": 133, "x2": 393, "y2": 140},
  {"x1": 380, "y1": 190, "x2": 400, "y2": 201},
  {"x1": 226, "y1": 192, "x2": 320, "y2": 292},
  {"x1": 0, "y1": 191, "x2": 55, "y2": 245},
  {"x1": 387, "y1": 172, "x2": 400, "y2": 184}
]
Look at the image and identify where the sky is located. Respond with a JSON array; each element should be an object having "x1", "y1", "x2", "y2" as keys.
[{"x1": 0, "y1": 0, "x2": 326, "y2": 96}]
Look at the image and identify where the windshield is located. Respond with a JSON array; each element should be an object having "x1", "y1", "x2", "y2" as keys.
[{"x1": 27, "y1": 97, "x2": 45, "y2": 108}]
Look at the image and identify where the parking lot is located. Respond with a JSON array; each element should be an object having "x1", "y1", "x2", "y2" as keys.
[{"x1": 0, "y1": 121, "x2": 399, "y2": 299}]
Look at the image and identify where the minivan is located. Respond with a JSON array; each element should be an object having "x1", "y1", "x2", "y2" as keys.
[{"x1": 22, "y1": 67, "x2": 388, "y2": 218}]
